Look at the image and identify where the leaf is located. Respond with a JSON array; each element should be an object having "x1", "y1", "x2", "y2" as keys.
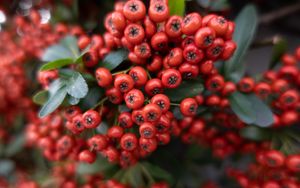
[
  {"x1": 79, "y1": 87, "x2": 104, "y2": 111},
  {"x1": 248, "y1": 94, "x2": 274, "y2": 127},
  {"x1": 42, "y1": 45, "x2": 74, "y2": 62},
  {"x1": 142, "y1": 162, "x2": 174, "y2": 185},
  {"x1": 168, "y1": 0, "x2": 185, "y2": 16},
  {"x1": 39, "y1": 85, "x2": 67, "y2": 117},
  {"x1": 42, "y1": 35, "x2": 79, "y2": 62},
  {"x1": 269, "y1": 37, "x2": 287, "y2": 69},
  {"x1": 100, "y1": 48, "x2": 128, "y2": 70},
  {"x1": 224, "y1": 4, "x2": 258, "y2": 82},
  {"x1": 33, "y1": 90, "x2": 49, "y2": 105},
  {"x1": 77, "y1": 157, "x2": 114, "y2": 175},
  {"x1": 65, "y1": 71, "x2": 88, "y2": 99},
  {"x1": 240, "y1": 126, "x2": 270, "y2": 141},
  {"x1": 229, "y1": 92, "x2": 274, "y2": 127},
  {"x1": 209, "y1": 0, "x2": 230, "y2": 11},
  {"x1": 96, "y1": 121, "x2": 109, "y2": 134},
  {"x1": 61, "y1": 35, "x2": 80, "y2": 57},
  {"x1": 0, "y1": 160, "x2": 15, "y2": 176},
  {"x1": 165, "y1": 80, "x2": 204, "y2": 102},
  {"x1": 40, "y1": 58, "x2": 74, "y2": 71},
  {"x1": 127, "y1": 165, "x2": 144, "y2": 188},
  {"x1": 5, "y1": 134, "x2": 25, "y2": 157},
  {"x1": 68, "y1": 96, "x2": 80, "y2": 105},
  {"x1": 229, "y1": 92, "x2": 256, "y2": 124}
]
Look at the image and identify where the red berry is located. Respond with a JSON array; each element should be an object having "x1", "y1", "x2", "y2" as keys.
[
  {"x1": 180, "y1": 98, "x2": 198, "y2": 116},
  {"x1": 79, "y1": 150, "x2": 96, "y2": 164},
  {"x1": 82, "y1": 110, "x2": 101, "y2": 129},
  {"x1": 120, "y1": 133, "x2": 138, "y2": 151}
]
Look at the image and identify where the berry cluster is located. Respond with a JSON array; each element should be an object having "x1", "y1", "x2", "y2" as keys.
[
  {"x1": 228, "y1": 150, "x2": 300, "y2": 188},
  {"x1": 32, "y1": 0, "x2": 237, "y2": 168}
]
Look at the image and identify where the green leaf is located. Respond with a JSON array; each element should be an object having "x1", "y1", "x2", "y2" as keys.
[
  {"x1": 77, "y1": 157, "x2": 114, "y2": 175},
  {"x1": 229, "y1": 92, "x2": 274, "y2": 127},
  {"x1": 65, "y1": 71, "x2": 88, "y2": 99},
  {"x1": 126, "y1": 165, "x2": 144, "y2": 188},
  {"x1": 240, "y1": 126, "x2": 271, "y2": 141},
  {"x1": 142, "y1": 162, "x2": 174, "y2": 185},
  {"x1": 0, "y1": 160, "x2": 15, "y2": 176},
  {"x1": 169, "y1": 0, "x2": 185, "y2": 16},
  {"x1": 5, "y1": 134, "x2": 25, "y2": 157},
  {"x1": 39, "y1": 85, "x2": 67, "y2": 117},
  {"x1": 100, "y1": 48, "x2": 128, "y2": 70},
  {"x1": 269, "y1": 37, "x2": 287, "y2": 69},
  {"x1": 33, "y1": 90, "x2": 49, "y2": 105},
  {"x1": 42, "y1": 35, "x2": 79, "y2": 62},
  {"x1": 209, "y1": 0, "x2": 230, "y2": 11},
  {"x1": 165, "y1": 80, "x2": 204, "y2": 102},
  {"x1": 61, "y1": 35, "x2": 80, "y2": 57},
  {"x1": 79, "y1": 87, "x2": 104, "y2": 111},
  {"x1": 40, "y1": 58, "x2": 74, "y2": 71},
  {"x1": 248, "y1": 94, "x2": 274, "y2": 127},
  {"x1": 224, "y1": 4, "x2": 258, "y2": 82},
  {"x1": 229, "y1": 92, "x2": 256, "y2": 124},
  {"x1": 68, "y1": 96, "x2": 80, "y2": 105}
]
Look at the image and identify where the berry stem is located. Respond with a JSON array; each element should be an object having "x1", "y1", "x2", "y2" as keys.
[
  {"x1": 92, "y1": 97, "x2": 108, "y2": 110},
  {"x1": 112, "y1": 66, "x2": 133, "y2": 76}
]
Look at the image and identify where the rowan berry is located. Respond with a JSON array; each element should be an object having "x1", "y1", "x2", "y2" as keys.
[
  {"x1": 179, "y1": 63, "x2": 199, "y2": 79},
  {"x1": 206, "y1": 38, "x2": 225, "y2": 60},
  {"x1": 183, "y1": 44, "x2": 204, "y2": 64},
  {"x1": 123, "y1": 0, "x2": 146, "y2": 22},
  {"x1": 124, "y1": 24, "x2": 145, "y2": 45},
  {"x1": 151, "y1": 32, "x2": 168, "y2": 51},
  {"x1": 206, "y1": 75, "x2": 225, "y2": 92},
  {"x1": 208, "y1": 16, "x2": 229, "y2": 36},
  {"x1": 106, "y1": 87, "x2": 123, "y2": 104},
  {"x1": 145, "y1": 78, "x2": 163, "y2": 96},
  {"x1": 107, "y1": 126, "x2": 124, "y2": 139},
  {"x1": 118, "y1": 112, "x2": 134, "y2": 128},
  {"x1": 120, "y1": 133, "x2": 138, "y2": 151},
  {"x1": 124, "y1": 89, "x2": 145, "y2": 110},
  {"x1": 82, "y1": 110, "x2": 101, "y2": 129},
  {"x1": 95, "y1": 67, "x2": 113, "y2": 88},
  {"x1": 79, "y1": 150, "x2": 96, "y2": 164},
  {"x1": 132, "y1": 110, "x2": 146, "y2": 125},
  {"x1": 148, "y1": 2, "x2": 170, "y2": 23},
  {"x1": 238, "y1": 77, "x2": 255, "y2": 93},
  {"x1": 88, "y1": 135, "x2": 108, "y2": 151},
  {"x1": 286, "y1": 155, "x2": 300, "y2": 172},
  {"x1": 150, "y1": 94, "x2": 170, "y2": 113},
  {"x1": 139, "y1": 122, "x2": 156, "y2": 139},
  {"x1": 134, "y1": 42, "x2": 152, "y2": 59},
  {"x1": 114, "y1": 74, "x2": 134, "y2": 93},
  {"x1": 143, "y1": 103, "x2": 162, "y2": 122},
  {"x1": 139, "y1": 137, "x2": 157, "y2": 153},
  {"x1": 195, "y1": 27, "x2": 216, "y2": 48},
  {"x1": 111, "y1": 11, "x2": 126, "y2": 31},
  {"x1": 182, "y1": 13, "x2": 202, "y2": 35},
  {"x1": 144, "y1": 16, "x2": 157, "y2": 38},
  {"x1": 167, "y1": 47, "x2": 183, "y2": 67},
  {"x1": 254, "y1": 82, "x2": 271, "y2": 98},
  {"x1": 180, "y1": 98, "x2": 198, "y2": 116},
  {"x1": 165, "y1": 16, "x2": 182, "y2": 38},
  {"x1": 161, "y1": 68, "x2": 182, "y2": 88}
]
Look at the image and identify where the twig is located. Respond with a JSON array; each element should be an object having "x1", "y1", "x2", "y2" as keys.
[{"x1": 260, "y1": 2, "x2": 300, "y2": 24}]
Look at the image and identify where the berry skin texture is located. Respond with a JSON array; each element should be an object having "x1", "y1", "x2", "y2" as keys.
[
  {"x1": 208, "y1": 16, "x2": 228, "y2": 36},
  {"x1": 182, "y1": 13, "x2": 202, "y2": 35},
  {"x1": 148, "y1": 1, "x2": 170, "y2": 23},
  {"x1": 95, "y1": 67, "x2": 113, "y2": 88},
  {"x1": 129, "y1": 66, "x2": 148, "y2": 87},
  {"x1": 150, "y1": 94, "x2": 170, "y2": 113},
  {"x1": 124, "y1": 89, "x2": 145, "y2": 110},
  {"x1": 139, "y1": 122, "x2": 156, "y2": 139},
  {"x1": 143, "y1": 103, "x2": 162, "y2": 122},
  {"x1": 145, "y1": 78, "x2": 163, "y2": 96},
  {"x1": 180, "y1": 98, "x2": 198, "y2": 116},
  {"x1": 151, "y1": 32, "x2": 168, "y2": 51},
  {"x1": 120, "y1": 133, "x2": 138, "y2": 151},
  {"x1": 124, "y1": 24, "x2": 145, "y2": 45},
  {"x1": 79, "y1": 150, "x2": 96, "y2": 164},
  {"x1": 111, "y1": 12, "x2": 126, "y2": 31},
  {"x1": 106, "y1": 87, "x2": 123, "y2": 104},
  {"x1": 168, "y1": 48, "x2": 183, "y2": 67},
  {"x1": 165, "y1": 16, "x2": 183, "y2": 38},
  {"x1": 88, "y1": 135, "x2": 108, "y2": 151},
  {"x1": 134, "y1": 42, "x2": 152, "y2": 59},
  {"x1": 82, "y1": 110, "x2": 101, "y2": 129},
  {"x1": 123, "y1": 0, "x2": 146, "y2": 22},
  {"x1": 161, "y1": 69, "x2": 182, "y2": 89},
  {"x1": 286, "y1": 155, "x2": 300, "y2": 172},
  {"x1": 183, "y1": 44, "x2": 204, "y2": 64},
  {"x1": 114, "y1": 74, "x2": 134, "y2": 93},
  {"x1": 195, "y1": 27, "x2": 216, "y2": 48},
  {"x1": 107, "y1": 126, "x2": 124, "y2": 139}
]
